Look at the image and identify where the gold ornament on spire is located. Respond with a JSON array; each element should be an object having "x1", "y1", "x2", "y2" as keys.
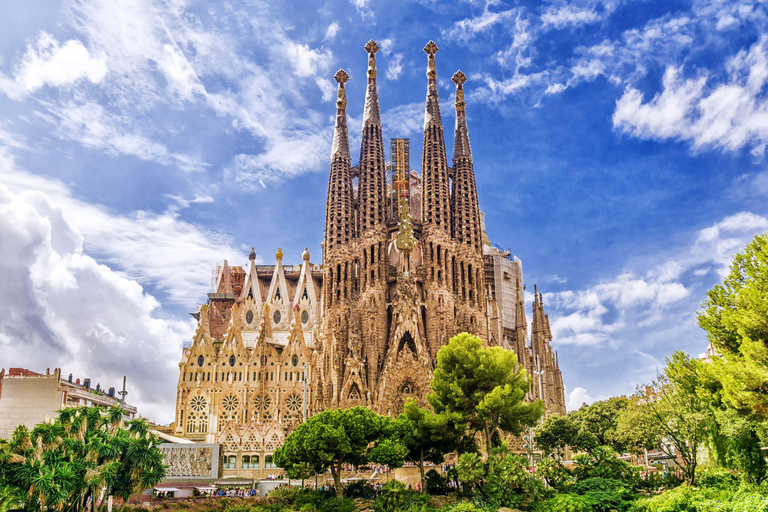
[
  {"x1": 334, "y1": 69, "x2": 349, "y2": 110},
  {"x1": 365, "y1": 40, "x2": 379, "y2": 79},
  {"x1": 452, "y1": 70, "x2": 466, "y2": 113},
  {"x1": 275, "y1": 247, "x2": 283, "y2": 261},
  {"x1": 424, "y1": 40, "x2": 439, "y2": 80},
  {"x1": 302, "y1": 247, "x2": 310, "y2": 262}
]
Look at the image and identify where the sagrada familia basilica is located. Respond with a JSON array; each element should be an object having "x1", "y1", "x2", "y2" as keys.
[{"x1": 173, "y1": 41, "x2": 566, "y2": 477}]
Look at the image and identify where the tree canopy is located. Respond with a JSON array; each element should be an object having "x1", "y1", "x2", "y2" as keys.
[
  {"x1": 274, "y1": 406, "x2": 389, "y2": 497},
  {"x1": 0, "y1": 406, "x2": 165, "y2": 512},
  {"x1": 698, "y1": 233, "x2": 768, "y2": 419},
  {"x1": 427, "y1": 332, "x2": 544, "y2": 452}
]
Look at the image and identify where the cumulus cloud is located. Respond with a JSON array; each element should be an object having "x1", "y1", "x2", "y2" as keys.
[
  {"x1": 0, "y1": 32, "x2": 107, "y2": 99},
  {"x1": 0, "y1": 178, "x2": 190, "y2": 423},
  {"x1": 613, "y1": 36, "x2": 768, "y2": 156},
  {"x1": 0, "y1": 149, "x2": 244, "y2": 306},
  {"x1": 567, "y1": 387, "x2": 594, "y2": 411}
]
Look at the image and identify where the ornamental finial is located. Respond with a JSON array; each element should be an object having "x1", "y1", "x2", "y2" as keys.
[
  {"x1": 365, "y1": 40, "x2": 379, "y2": 79},
  {"x1": 334, "y1": 69, "x2": 349, "y2": 84},
  {"x1": 249, "y1": 247, "x2": 256, "y2": 261},
  {"x1": 334, "y1": 69, "x2": 349, "y2": 110},
  {"x1": 302, "y1": 247, "x2": 310, "y2": 261},
  {"x1": 453, "y1": 71, "x2": 466, "y2": 113},
  {"x1": 424, "y1": 41, "x2": 438, "y2": 80},
  {"x1": 276, "y1": 247, "x2": 283, "y2": 261}
]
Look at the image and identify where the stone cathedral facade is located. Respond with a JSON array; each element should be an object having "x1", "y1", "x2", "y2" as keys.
[{"x1": 173, "y1": 41, "x2": 565, "y2": 479}]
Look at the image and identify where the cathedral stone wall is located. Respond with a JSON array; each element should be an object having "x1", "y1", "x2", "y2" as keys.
[{"x1": 173, "y1": 40, "x2": 566, "y2": 478}]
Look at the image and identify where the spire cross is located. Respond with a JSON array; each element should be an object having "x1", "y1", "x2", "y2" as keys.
[
  {"x1": 424, "y1": 40, "x2": 438, "y2": 80},
  {"x1": 365, "y1": 40, "x2": 379, "y2": 79},
  {"x1": 452, "y1": 70, "x2": 466, "y2": 113},
  {"x1": 334, "y1": 69, "x2": 349, "y2": 109}
]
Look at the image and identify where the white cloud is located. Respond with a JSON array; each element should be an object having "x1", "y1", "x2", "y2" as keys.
[
  {"x1": 567, "y1": 386, "x2": 594, "y2": 411},
  {"x1": 542, "y1": 5, "x2": 600, "y2": 29},
  {"x1": 47, "y1": 101, "x2": 207, "y2": 172},
  {"x1": 316, "y1": 77, "x2": 335, "y2": 102},
  {"x1": 324, "y1": 22, "x2": 340, "y2": 42},
  {"x1": 0, "y1": 178, "x2": 190, "y2": 423},
  {"x1": 444, "y1": 4, "x2": 516, "y2": 43},
  {"x1": 0, "y1": 32, "x2": 107, "y2": 99},
  {"x1": 0, "y1": 149, "x2": 244, "y2": 306},
  {"x1": 547, "y1": 211, "x2": 768, "y2": 347},
  {"x1": 614, "y1": 36, "x2": 768, "y2": 154},
  {"x1": 387, "y1": 53, "x2": 405, "y2": 80}
]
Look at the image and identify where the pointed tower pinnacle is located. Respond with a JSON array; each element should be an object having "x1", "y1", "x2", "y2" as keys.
[
  {"x1": 362, "y1": 40, "x2": 381, "y2": 126},
  {"x1": 450, "y1": 69, "x2": 481, "y2": 250},
  {"x1": 331, "y1": 69, "x2": 350, "y2": 161},
  {"x1": 452, "y1": 70, "x2": 471, "y2": 160},
  {"x1": 359, "y1": 40, "x2": 387, "y2": 233},
  {"x1": 421, "y1": 40, "x2": 450, "y2": 231},
  {"x1": 423, "y1": 41, "x2": 442, "y2": 129},
  {"x1": 324, "y1": 69, "x2": 354, "y2": 251}
]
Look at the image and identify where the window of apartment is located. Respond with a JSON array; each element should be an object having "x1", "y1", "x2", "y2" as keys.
[{"x1": 242, "y1": 455, "x2": 260, "y2": 469}]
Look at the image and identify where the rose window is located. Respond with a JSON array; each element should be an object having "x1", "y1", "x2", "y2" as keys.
[
  {"x1": 190, "y1": 396, "x2": 207, "y2": 412},
  {"x1": 253, "y1": 395, "x2": 272, "y2": 411},
  {"x1": 286, "y1": 393, "x2": 302, "y2": 412},
  {"x1": 222, "y1": 395, "x2": 239, "y2": 412},
  {"x1": 262, "y1": 411, "x2": 273, "y2": 422}
]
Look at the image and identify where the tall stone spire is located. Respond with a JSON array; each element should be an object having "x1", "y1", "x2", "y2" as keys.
[
  {"x1": 324, "y1": 69, "x2": 354, "y2": 252},
  {"x1": 451, "y1": 70, "x2": 481, "y2": 251},
  {"x1": 359, "y1": 40, "x2": 387, "y2": 233},
  {"x1": 421, "y1": 41, "x2": 450, "y2": 230}
]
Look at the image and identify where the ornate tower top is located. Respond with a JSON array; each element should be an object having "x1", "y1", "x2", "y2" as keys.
[
  {"x1": 365, "y1": 40, "x2": 379, "y2": 79},
  {"x1": 249, "y1": 247, "x2": 256, "y2": 261},
  {"x1": 452, "y1": 70, "x2": 471, "y2": 159},
  {"x1": 331, "y1": 69, "x2": 351, "y2": 161},
  {"x1": 424, "y1": 40, "x2": 439, "y2": 80},
  {"x1": 302, "y1": 247, "x2": 310, "y2": 262},
  {"x1": 276, "y1": 248, "x2": 283, "y2": 261},
  {"x1": 452, "y1": 70, "x2": 466, "y2": 113},
  {"x1": 334, "y1": 69, "x2": 349, "y2": 108}
]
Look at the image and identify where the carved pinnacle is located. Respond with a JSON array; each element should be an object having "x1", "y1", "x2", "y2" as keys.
[
  {"x1": 334, "y1": 69, "x2": 350, "y2": 84},
  {"x1": 423, "y1": 40, "x2": 439, "y2": 56},
  {"x1": 452, "y1": 70, "x2": 466, "y2": 86},
  {"x1": 364, "y1": 40, "x2": 380, "y2": 55}
]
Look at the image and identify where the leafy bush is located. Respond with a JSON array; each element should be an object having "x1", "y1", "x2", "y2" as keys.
[
  {"x1": 629, "y1": 484, "x2": 768, "y2": 512},
  {"x1": 572, "y1": 446, "x2": 639, "y2": 483},
  {"x1": 426, "y1": 469, "x2": 448, "y2": 495},
  {"x1": 448, "y1": 504, "x2": 483, "y2": 512},
  {"x1": 265, "y1": 485, "x2": 301, "y2": 505},
  {"x1": 223, "y1": 505, "x2": 253, "y2": 512},
  {"x1": 534, "y1": 494, "x2": 593, "y2": 512},
  {"x1": 344, "y1": 479, "x2": 377, "y2": 499},
  {"x1": 292, "y1": 488, "x2": 354, "y2": 512},
  {"x1": 633, "y1": 470, "x2": 684, "y2": 493},
  {"x1": 537, "y1": 458, "x2": 574, "y2": 492},
  {"x1": 698, "y1": 468, "x2": 740, "y2": 489},
  {"x1": 373, "y1": 480, "x2": 430, "y2": 512},
  {"x1": 570, "y1": 477, "x2": 637, "y2": 511}
]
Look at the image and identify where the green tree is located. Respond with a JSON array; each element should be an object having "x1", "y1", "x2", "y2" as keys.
[
  {"x1": 274, "y1": 407, "x2": 385, "y2": 497},
  {"x1": 428, "y1": 333, "x2": 544, "y2": 452},
  {"x1": 616, "y1": 353, "x2": 713, "y2": 485},
  {"x1": 571, "y1": 397, "x2": 629, "y2": 452},
  {"x1": 535, "y1": 414, "x2": 597, "y2": 457},
  {"x1": 698, "y1": 233, "x2": 768, "y2": 418},
  {"x1": 0, "y1": 406, "x2": 165, "y2": 512},
  {"x1": 388, "y1": 399, "x2": 462, "y2": 493}
]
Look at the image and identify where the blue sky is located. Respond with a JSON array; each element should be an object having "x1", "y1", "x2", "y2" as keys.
[{"x1": 2, "y1": 0, "x2": 768, "y2": 422}]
